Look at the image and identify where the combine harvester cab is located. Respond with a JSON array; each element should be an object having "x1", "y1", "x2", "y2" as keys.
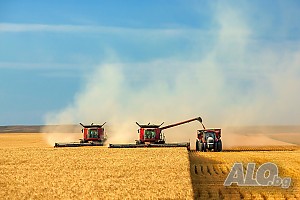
[
  {"x1": 196, "y1": 129, "x2": 222, "y2": 152},
  {"x1": 54, "y1": 122, "x2": 107, "y2": 147},
  {"x1": 109, "y1": 116, "x2": 204, "y2": 150}
]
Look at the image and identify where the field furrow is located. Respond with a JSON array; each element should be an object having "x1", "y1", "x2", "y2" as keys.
[{"x1": 189, "y1": 149, "x2": 300, "y2": 199}]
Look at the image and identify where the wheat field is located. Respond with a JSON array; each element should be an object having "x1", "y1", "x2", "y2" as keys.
[
  {"x1": 0, "y1": 134, "x2": 193, "y2": 199},
  {"x1": 0, "y1": 133, "x2": 299, "y2": 199}
]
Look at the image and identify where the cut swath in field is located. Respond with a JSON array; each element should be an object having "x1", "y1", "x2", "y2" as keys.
[{"x1": 189, "y1": 149, "x2": 300, "y2": 199}]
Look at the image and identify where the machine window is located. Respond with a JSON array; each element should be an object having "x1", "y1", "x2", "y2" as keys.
[
  {"x1": 205, "y1": 132, "x2": 215, "y2": 139},
  {"x1": 145, "y1": 130, "x2": 156, "y2": 139},
  {"x1": 88, "y1": 129, "x2": 98, "y2": 138}
]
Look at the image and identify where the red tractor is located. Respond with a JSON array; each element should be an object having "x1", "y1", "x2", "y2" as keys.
[
  {"x1": 54, "y1": 122, "x2": 107, "y2": 147},
  {"x1": 109, "y1": 117, "x2": 203, "y2": 149},
  {"x1": 196, "y1": 128, "x2": 222, "y2": 152}
]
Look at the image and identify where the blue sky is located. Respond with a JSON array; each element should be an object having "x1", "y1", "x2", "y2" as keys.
[{"x1": 1, "y1": 0, "x2": 300, "y2": 125}]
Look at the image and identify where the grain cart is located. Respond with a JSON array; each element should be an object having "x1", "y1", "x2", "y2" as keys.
[
  {"x1": 54, "y1": 122, "x2": 107, "y2": 147},
  {"x1": 109, "y1": 117, "x2": 204, "y2": 149},
  {"x1": 196, "y1": 129, "x2": 222, "y2": 152}
]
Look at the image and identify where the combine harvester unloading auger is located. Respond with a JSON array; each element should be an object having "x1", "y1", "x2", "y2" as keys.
[
  {"x1": 54, "y1": 122, "x2": 107, "y2": 147},
  {"x1": 109, "y1": 117, "x2": 204, "y2": 149}
]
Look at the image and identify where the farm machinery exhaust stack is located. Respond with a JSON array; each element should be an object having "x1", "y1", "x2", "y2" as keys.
[
  {"x1": 54, "y1": 122, "x2": 107, "y2": 147},
  {"x1": 109, "y1": 117, "x2": 204, "y2": 149}
]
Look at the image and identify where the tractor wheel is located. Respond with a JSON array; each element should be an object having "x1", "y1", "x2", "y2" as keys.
[
  {"x1": 214, "y1": 143, "x2": 218, "y2": 152},
  {"x1": 199, "y1": 142, "x2": 203, "y2": 152},
  {"x1": 196, "y1": 141, "x2": 199, "y2": 151},
  {"x1": 203, "y1": 143, "x2": 206, "y2": 152},
  {"x1": 217, "y1": 140, "x2": 222, "y2": 152}
]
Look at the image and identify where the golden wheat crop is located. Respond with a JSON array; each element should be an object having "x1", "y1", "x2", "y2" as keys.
[
  {"x1": 0, "y1": 134, "x2": 193, "y2": 199},
  {"x1": 0, "y1": 133, "x2": 299, "y2": 199}
]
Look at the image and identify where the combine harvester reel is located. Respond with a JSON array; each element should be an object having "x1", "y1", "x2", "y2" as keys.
[
  {"x1": 54, "y1": 122, "x2": 107, "y2": 147},
  {"x1": 109, "y1": 116, "x2": 204, "y2": 150}
]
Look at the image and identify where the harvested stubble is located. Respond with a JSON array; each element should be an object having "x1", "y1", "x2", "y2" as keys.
[
  {"x1": 190, "y1": 147, "x2": 300, "y2": 200},
  {"x1": 0, "y1": 134, "x2": 193, "y2": 199}
]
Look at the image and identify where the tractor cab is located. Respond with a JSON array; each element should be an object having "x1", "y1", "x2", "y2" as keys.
[
  {"x1": 144, "y1": 129, "x2": 156, "y2": 139},
  {"x1": 197, "y1": 129, "x2": 221, "y2": 141},
  {"x1": 80, "y1": 123, "x2": 107, "y2": 143},
  {"x1": 204, "y1": 131, "x2": 216, "y2": 141},
  {"x1": 86, "y1": 128, "x2": 102, "y2": 139},
  {"x1": 196, "y1": 129, "x2": 222, "y2": 152},
  {"x1": 136, "y1": 123, "x2": 165, "y2": 144}
]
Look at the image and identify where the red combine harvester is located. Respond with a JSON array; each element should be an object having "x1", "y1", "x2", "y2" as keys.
[
  {"x1": 54, "y1": 122, "x2": 107, "y2": 147},
  {"x1": 196, "y1": 128, "x2": 222, "y2": 152},
  {"x1": 109, "y1": 117, "x2": 203, "y2": 149}
]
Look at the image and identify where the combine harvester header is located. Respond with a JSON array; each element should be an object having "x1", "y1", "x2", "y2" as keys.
[
  {"x1": 109, "y1": 116, "x2": 204, "y2": 149},
  {"x1": 54, "y1": 122, "x2": 107, "y2": 147}
]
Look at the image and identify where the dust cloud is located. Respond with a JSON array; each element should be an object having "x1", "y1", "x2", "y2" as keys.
[
  {"x1": 43, "y1": 2, "x2": 300, "y2": 147},
  {"x1": 41, "y1": 125, "x2": 82, "y2": 146}
]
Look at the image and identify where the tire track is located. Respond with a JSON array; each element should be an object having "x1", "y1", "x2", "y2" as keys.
[{"x1": 188, "y1": 150, "x2": 299, "y2": 199}]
